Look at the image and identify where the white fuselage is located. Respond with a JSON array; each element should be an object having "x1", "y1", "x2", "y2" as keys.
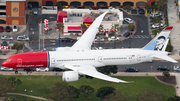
[{"x1": 49, "y1": 49, "x2": 163, "y2": 69}]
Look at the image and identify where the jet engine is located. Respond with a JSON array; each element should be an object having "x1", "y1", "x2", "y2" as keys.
[
  {"x1": 62, "y1": 71, "x2": 79, "y2": 82},
  {"x1": 56, "y1": 47, "x2": 70, "y2": 51}
]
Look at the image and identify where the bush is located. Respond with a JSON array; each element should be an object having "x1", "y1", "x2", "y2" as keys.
[
  {"x1": 167, "y1": 96, "x2": 180, "y2": 101},
  {"x1": 162, "y1": 71, "x2": 170, "y2": 78},
  {"x1": 97, "y1": 65, "x2": 117, "y2": 75},
  {"x1": 96, "y1": 86, "x2": 115, "y2": 99},
  {"x1": 124, "y1": 5, "x2": 131, "y2": 12}
]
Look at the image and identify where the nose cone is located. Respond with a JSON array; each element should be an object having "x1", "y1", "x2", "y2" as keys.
[{"x1": 2, "y1": 60, "x2": 7, "y2": 67}]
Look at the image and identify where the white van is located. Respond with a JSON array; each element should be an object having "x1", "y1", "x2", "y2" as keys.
[
  {"x1": 17, "y1": 36, "x2": 29, "y2": 41},
  {"x1": 0, "y1": 66, "x2": 13, "y2": 71},
  {"x1": 36, "y1": 68, "x2": 49, "y2": 72}
]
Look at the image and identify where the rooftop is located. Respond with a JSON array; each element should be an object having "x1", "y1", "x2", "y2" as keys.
[
  {"x1": 0, "y1": 0, "x2": 5, "y2": 3},
  {"x1": 63, "y1": 9, "x2": 122, "y2": 23}
]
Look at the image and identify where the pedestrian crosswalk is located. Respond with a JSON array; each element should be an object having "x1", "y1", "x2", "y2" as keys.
[{"x1": 131, "y1": 35, "x2": 151, "y2": 38}]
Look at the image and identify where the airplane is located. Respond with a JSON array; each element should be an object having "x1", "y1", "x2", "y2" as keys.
[{"x1": 2, "y1": 11, "x2": 178, "y2": 83}]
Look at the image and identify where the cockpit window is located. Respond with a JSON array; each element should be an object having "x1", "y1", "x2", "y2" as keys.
[{"x1": 6, "y1": 59, "x2": 12, "y2": 62}]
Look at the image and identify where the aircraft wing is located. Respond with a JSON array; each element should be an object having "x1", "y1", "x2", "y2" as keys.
[
  {"x1": 152, "y1": 55, "x2": 178, "y2": 63},
  {"x1": 69, "y1": 11, "x2": 109, "y2": 51},
  {"x1": 63, "y1": 64, "x2": 130, "y2": 83}
]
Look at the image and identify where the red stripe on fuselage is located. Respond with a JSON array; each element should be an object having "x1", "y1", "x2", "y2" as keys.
[{"x1": 3, "y1": 52, "x2": 48, "y2": 69}]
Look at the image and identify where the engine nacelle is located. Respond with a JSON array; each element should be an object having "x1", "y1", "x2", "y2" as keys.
[
  {"x1": 56, "y1": 47, "x2": 70, "y2": 51},
  {"x1": 62, "y1": 71, "x2": 79, "y2": 82}
]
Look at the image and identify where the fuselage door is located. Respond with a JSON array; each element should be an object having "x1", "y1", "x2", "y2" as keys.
[
  {"x1": 51, "y1": 58, "x2": 56, "y2": 64},
  {"x1": 17, "y1": 58, "x2": 22, "y2": 65},
  {"x1": 137, "y1": 55, "x2": 141, "y2": 61},
  {"x1": 98, "y1": 56, "x2": 102, "y2": 62},
  {"x1": 127, "y1": 55, "x2": 135, "y2": 63}
]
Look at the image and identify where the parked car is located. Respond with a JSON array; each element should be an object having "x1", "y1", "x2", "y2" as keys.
[
  {"x1": 138, "y1": 9, "x2": 145, "y2": 15},
  {"x1": 174, "y1": 66, "x2": 180, "y2": 71},
  {"x1": 157, "y1": 66, "x2": 170, "y2": 71},
  {"x1": 6, "y1": 26, "x2": 11, "y2": 32},
  {"x1": 13, "y1": 26, "x2": 18, "y2": 32},
  {"x1": 95, "y1": 37, "x2": 104, "y2": 42},
  {"x1": 108, "y1": 36, "x2": 119, "y2": 41},
  {"x1": 124, "y1": 18, "x2": 133, "y2": 24},
  {"x1": 17, "y1": 36, "x2": 29, "y2": 41},
  {"x1": 1, "y1": 41, "x2": 8, "y2": 46},
  {"x1": 0, "y1": 26, "x2": 3, "y2": 32},
  {"x1": 33, "y1": 8, "x2": 38, "y2": 15},
  {"x1": 61, "y1": 37, "x2": 76, "y2": 42},
  {"x1": 36, "y1": 68, "x2": 49, "y2": 72},
  {"x1": 150, "y1": 12, "x2": 162, "y2": 18},
  {"x1": 151, "y1": 23, "x2": 164, "y2": 29},
  {"x1": 52, "y1": 67, "x2": 64, "y2": 72},
  {"x1": 125, "y1": 67, "x2": 138, "y2": 72},
  {"x1": 0, "y1": 66, "x2": 13, "y2": 71},
  {"x1": 1, "y1": 36, "x2": 13, "y2": 40},
  {"x1": 24, "y1": 68, "x2": 35, "y2": 71},
  {"x1": 123, "y1": 32, "x2": 132, "y2": 37},
  {"x1": 117, "y1": 35, "x2": 121, "y2": 37}
]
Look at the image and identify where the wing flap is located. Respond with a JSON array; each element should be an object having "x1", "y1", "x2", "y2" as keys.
[
  {"x1": 63, "y1": 64, "x2": 130, "y2": 83},
  {"x1": 152, "y1": 55, "x2": 178, "y2": 63}
]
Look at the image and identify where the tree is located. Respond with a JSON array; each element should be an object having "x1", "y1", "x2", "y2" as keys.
[
  {"x1": 8, "y1": 77, "x2": 22, "y2": 87},
  {"x1": 111, "y1": 24, "x2": 120, "y2": 48},
  {"x1": 57, "y1": 2, "x2": 63, "y2": 11},
  {"x1": 166, "y1": 39, "x2": 173, "y2": 52},
  {"x1": 56, "y1": 23, "x2": 64, "y2": 47},
  {"x1": 137, "y1": 90, "x2": 165, "y2": 101},
  {"x1": 96, "y1": 86, "x2": 115, "y2": 99},
  {"x1": 167, "y1": 96, "x2": 180, "y2": 101},
  {"x1": 97, "y1": 65, "x2": 117, "y2": 75},
  {"x1": 124, "y1": 5, "x2": 131, "y2": 12},
  {"x1": 68, "y1": 85, "x2": 80, "y2": 99},
  {"x1": 127, "y1": 23, "x2": 134, "y2": 48},
  {"x1": 48, "y1": 82, "x2": 79, "y2": 101},
  {"x1": 79, "y1": 85, "x2": 94, "y2": 98},
  {"x1": 155, "y1": 0, "x2": 163, "y2": 12},
  {"x1": 162, "y1": 71, "x2": 170, "y2": 78},
  {"x1": 98, "y1": 24, "x2": 104, "y2": 47},
  {"x1": 79, "y1": 24, "x2": 87, "y2": 34},
  {"x1": 103, "y1": 91, "x2": 129, "y2": 101},
  {"x1": 152, "y1": 17, "x2": 161, "y2": 32},
  {"x1": 0, "y1": 76, "x2": 13, "y2": 96},
  {"x1": 11, "y1": 42, "x2": 24, "y2": 53}
]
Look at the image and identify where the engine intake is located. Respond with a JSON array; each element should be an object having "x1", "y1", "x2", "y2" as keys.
[{"x1": 62, "y1": 71, "x2": 79, "y2": 82}]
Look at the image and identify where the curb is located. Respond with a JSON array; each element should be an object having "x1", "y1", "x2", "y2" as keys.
[{"x1": 20, "y1": 25, "x2": 26, "y2": 33}]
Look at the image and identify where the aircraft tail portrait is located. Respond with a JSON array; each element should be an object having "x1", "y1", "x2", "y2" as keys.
[{"x1": 142, "y1": 26, "x2": 173, "y2": 51}]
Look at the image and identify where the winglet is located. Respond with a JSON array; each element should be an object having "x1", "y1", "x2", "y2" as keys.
[{"x1": 164, "y1": 26, "x2": 173, "y2": 30}]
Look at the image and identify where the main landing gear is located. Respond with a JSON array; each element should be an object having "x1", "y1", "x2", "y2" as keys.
[{"x1": 14, "y1": 68, "x2": 18, "y2": 74}]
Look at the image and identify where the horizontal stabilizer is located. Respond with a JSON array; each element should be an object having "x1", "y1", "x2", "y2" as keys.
[{"x1": 152, "y1": 55, "x2": 178, "y2": 63}]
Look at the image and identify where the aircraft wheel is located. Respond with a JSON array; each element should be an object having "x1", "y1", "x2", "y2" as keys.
[{"x1": 15, "y1": 71, "x2": 18, "y2": 74}]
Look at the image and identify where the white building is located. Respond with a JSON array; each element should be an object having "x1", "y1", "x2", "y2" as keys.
[{"x1": 58, "y1": 9, "x2": 123, "y2": 35}]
